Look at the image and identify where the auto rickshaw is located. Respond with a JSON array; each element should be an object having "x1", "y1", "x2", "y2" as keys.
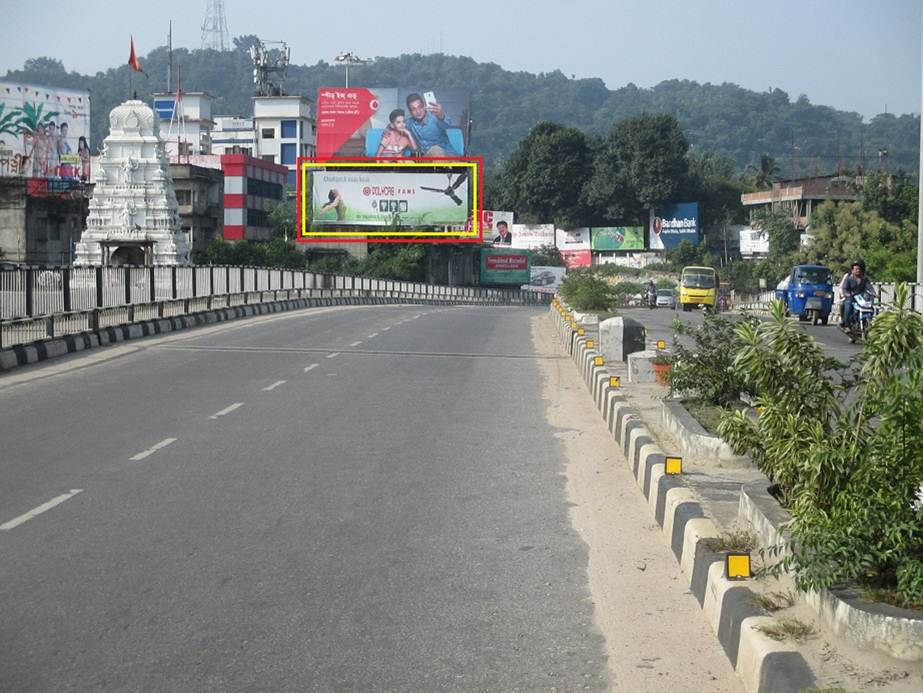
[{"x1": 776, "y1": 264, "x2": 834, "y2": 325}]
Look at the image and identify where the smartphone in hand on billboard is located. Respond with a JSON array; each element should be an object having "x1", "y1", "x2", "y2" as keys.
[{"x1": 424, "y1": 91, "x2": 437, "y2": 107}]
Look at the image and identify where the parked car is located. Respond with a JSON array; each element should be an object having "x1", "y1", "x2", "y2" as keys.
[{"x1": 655, "y1": 289, "x2": 676, "y2": 308}]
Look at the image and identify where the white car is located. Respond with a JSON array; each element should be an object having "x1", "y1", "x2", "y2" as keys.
[{"x1": 655, "y1": 289, "x2": 676, "y2": 308}]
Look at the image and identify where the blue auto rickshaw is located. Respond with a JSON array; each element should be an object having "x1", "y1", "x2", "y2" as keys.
[{"x1": 778, "y1": 264, "x2": 834, "y2": 325}]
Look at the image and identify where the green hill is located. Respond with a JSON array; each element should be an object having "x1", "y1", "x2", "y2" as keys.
[{"x1": 5, "y1": 44, "x2": 918, "y2": 175}]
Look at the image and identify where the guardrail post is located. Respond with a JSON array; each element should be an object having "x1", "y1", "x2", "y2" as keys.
[
  {"x1": 149, "y1": 265, "x2": 156, "y2": 303},
  {"x1": 191, "y1": 266, "x2": 197, "y2": 298},
  {"x1": 124, "y1": 267, "x2": 131, "y2": 305},
  {"x1": 171, "y1": 266, "x2": 178, "y2": 300},
  {"x1": 25, "y1": 268, "x2": 34, "y2": 317},
  {"x1": 95, "y1": 266, "x2": 103, "y2": 308},
  {"x1": 62, "y1": 268, "x2": 71, "y2": 313}
]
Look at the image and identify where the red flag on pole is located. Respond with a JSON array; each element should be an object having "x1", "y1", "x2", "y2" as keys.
[{"x1": 128, "y1": 36, "x2": 144, "y2": 73}]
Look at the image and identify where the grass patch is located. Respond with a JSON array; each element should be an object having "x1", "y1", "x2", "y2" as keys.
[
  {"x1": 860, "y1": 584, "x2": 923, "y2": 611},
  {"x1": 702, "y1": 528, "x2": 757, "y2": 553},
  {"x1": 681, "y1": 398, "x2": 739, "y2": 435},
  {"x1": 751, "y1": 590, "x2": 796, "y2": 613},
  {"x1": 755, "y1": 617, "x2": 816, "y2": 643}
]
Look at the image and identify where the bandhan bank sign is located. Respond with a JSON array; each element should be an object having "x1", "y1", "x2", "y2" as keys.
[{"x1": 649, "y1": 202, "x2": 700, "y2": 250}]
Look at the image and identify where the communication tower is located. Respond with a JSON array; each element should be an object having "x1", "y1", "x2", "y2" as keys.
[
  {"x1": 249, "y1": 40, "x2": 291, "y2": 96},
  {"x1": 201, "y1": 0, "x2": 230, "y2": 51}
]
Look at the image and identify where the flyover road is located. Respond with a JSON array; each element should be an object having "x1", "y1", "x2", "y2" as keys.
[
  {"x1": 0, "y1": 304, "x2": 738, "y2": 692},
  {"x1": 633, "y1": 305, "x2": 863, "y2": 363}
]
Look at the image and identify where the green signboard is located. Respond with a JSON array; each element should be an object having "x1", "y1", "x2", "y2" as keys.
[
  {"x1": 590, "y1": 226, "x2": 645, "y2": 251},
  {"x1": 480, "y1": 247, "x2": 531, "y2": 285}
]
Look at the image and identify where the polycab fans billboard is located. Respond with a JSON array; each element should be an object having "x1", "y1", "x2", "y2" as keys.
[{"x1": 315, "y1": 87, "x2": 470, "y2": 159}]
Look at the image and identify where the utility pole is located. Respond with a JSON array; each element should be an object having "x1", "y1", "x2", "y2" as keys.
[
  {"x1": 167, "y1": 21, "x2": 172, "y2": 93},
  {"x1": 918, "y1": 0, "x2": 923, "y2": 283},
  {"x1": 335, "y1": 52, "x2": 368, "y2": 88}
]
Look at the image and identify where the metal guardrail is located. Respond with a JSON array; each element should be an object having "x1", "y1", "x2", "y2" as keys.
[{"x1": 0, "y1": 265, "x2": 551, "y2": 349}]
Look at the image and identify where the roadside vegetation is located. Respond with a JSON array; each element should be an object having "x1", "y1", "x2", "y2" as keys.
[{"x1": 670, "y1": 286, "x2": 923, "y2": 607}]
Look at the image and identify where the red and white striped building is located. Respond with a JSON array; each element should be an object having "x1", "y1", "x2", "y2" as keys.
[{"x1": 221, "y1": 154, "x2": 288, "y2": 241}]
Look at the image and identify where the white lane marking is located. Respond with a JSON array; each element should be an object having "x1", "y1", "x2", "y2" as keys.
[
  {"x1": 349, "y1": 340, "x2": 362, "y2": 347},
  {"x1": 326, "y1": 352, "x2": 340, "y2": 359},
  {"x1": 382, "y1": 326, "x2": 391, "y2": 331},
  {"x1": 303, "y1": 363, "x2": 319, "y2": 373},
  {"x1": 130, "y1": 437, "x2": 177, "y2": 461},
  {"x1": 1, "y1": 489, "x2": 84, "y2": 531},
  {"x1": 262, "y1": 380, "x2": 287, "y2": 392},
  {"x1": 367, "y1": 333, "x2": 379, "y2": 338},
  {"x1": 210, "y1": 402, "x2": 244, "y2": 419}
]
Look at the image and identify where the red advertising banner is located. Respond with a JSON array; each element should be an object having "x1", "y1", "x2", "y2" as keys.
[
  {"x1": 560, "y1": 249, "x2": 592, "y2": 268},
  {"x1": 315, "y1": 88, "x2": 380, "y2": 159},
  {"x1": 486, "y1": 253, "x2": 529, "y2": 270}
]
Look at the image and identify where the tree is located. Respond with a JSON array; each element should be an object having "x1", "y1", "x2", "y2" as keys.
[
  {"x1": 585, "y1": 113, "x2": 690, "y2": 224},
  {"x1": 233, "y1": 35, "x2": 261, "y2": 53},
  {"x1": 498, "y1": 122, "x2": 592, "y2": 227},
  {"x1": 530, "y1": 243, "x2": 565, "y2": 267},
  {"x1": 748, "y1": 154, "x2": 780, "y2": 190}
]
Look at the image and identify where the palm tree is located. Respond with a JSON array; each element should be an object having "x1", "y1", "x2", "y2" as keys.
[
  {"x1": 748, "y1": 154, "x2": 781, "y2": 190},
  {"x1": 0, "y1": 102, "x2": 18, "y2": 139}
]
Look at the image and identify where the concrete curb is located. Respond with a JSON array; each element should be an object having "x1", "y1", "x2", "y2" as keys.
[
  {"x1": 0, "y1": 295, "x2": 488, "y2": 374},
  {"x1": 548, "y1": 299, "x2": 817, "y2": 693}
]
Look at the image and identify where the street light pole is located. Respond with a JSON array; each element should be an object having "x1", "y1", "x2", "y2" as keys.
[{"x1": 335, "y1": 52, "x2": 367, "y2": 89}]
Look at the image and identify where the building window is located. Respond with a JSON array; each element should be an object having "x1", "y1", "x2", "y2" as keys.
[
  {"x1": 261, "y1": 154, "x2": 276, "y2": 163},
  {"x1": 287, "y1": 170, "x2": 297, "y2": 188},
  {"x1": 280, "y1": 143, "x2": 297, "y2": 166},
  {"x1": 280, "y1": 119, "x2": 297, "y2": 139},
  {"x1": 175, "y1": 190, "x2": 192, "y2": 205},
  {"x1": 261, "y1": 128, "x2": 275, "y2": 139}
]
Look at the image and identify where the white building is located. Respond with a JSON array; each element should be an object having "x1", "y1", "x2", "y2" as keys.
[
  {"x1": 212, "y1": 116, "x2": 255, "y2": 156},
  {"x1": 152, "y1": 92, "x2": 215, "y2": 159},
  {"x1": 252, "y1": 95, "x2": 315, "y2": 188}
]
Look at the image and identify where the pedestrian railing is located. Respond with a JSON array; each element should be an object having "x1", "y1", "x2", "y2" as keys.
[{"x1": 0, "y1": 264, "x2": 551, "y2": 349}]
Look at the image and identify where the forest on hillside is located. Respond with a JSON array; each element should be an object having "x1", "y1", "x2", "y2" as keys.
[{"x1": 4, "y1": 38, "x2": 918, "y2": 176}]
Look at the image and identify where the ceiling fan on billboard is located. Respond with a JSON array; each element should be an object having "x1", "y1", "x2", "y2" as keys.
[{"x1": 420, "y1": 172, "x2": 467, "y2": 206}]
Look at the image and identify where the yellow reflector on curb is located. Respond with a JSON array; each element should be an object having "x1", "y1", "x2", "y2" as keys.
[
  {"x1": 594, "y1": 356, "x2": 604, "y2": 367},
  {"x1": 571, "y1": 321, "x2": 578, "y2": 329},
  {"x1": 577, "y1": 328, "x2": 585, "y2": 336},
  {"x1": 609, "y1": 375, "x2": 620, "y2": 388},
  {"x1": 726, "y1": 553, "x2": 752, "y2": 580},
  {"x1": 586, "y1": 339, "x2": 595, "y2": 349},
  {"x1": 657, "y1": 339, "x2": 666, "y2": 350},
  {"x1": 665, "y1": 456, "x2": 683, "y2": 475}
]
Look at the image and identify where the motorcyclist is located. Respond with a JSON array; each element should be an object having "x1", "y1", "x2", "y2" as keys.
[
  {"x1": 647, "y1": 280, "x2": 657, "y2": 308},
  {"x1": 840, "y1": 260, "x2": 875, "y2": 332}
]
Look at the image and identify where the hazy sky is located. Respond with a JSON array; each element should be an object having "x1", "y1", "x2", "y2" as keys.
[{"x1": 0, "y1": 0, "x2": 919, "y2": 119}]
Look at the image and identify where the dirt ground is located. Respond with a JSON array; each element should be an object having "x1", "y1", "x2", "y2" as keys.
[{"x1": 532, "y1": 315, "x2": 741, "y2": 692}]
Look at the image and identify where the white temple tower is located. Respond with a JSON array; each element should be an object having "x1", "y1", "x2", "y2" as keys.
[{"x1": 75, "y1": 100, "x2": 189, "y2": 265}]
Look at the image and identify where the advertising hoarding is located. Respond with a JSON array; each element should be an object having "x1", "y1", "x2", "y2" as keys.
[
  {"x1": 560, "y1": 249, "x2": 592, "y2": 268},
  {"x1": 511, "y1": 223, "x2": 555, "y2": 249},
  {"x1": 739, "y1": 227, "x2": 769, "y2": 256},
  {"x1": 481, "y1": 210, "x2": 515, "y2": 244},
  {"x1": 0, "y1": 81, "x2": 91, "y2": 180},
  {"x1": 312, "y1": 169, "x2": 469, "y2": 226},
  {"x1": 523, "y1": 265, "x2": 566, "y2": 293},
  {"x1": 480, "y1": 247, "x2": 531, "y2": 285},
  {"x1": 649, "y1": 202, "x2": 699, "y2": 250},
  {"x1": 590, "y1": 226, "x2": 644, "y2": 251},
  {"x1": 315, "y1": 87, "x2": 470, "y2": 159},
  {"x1": 555, "y1": 227, "x2": 591, "y2": 250}
]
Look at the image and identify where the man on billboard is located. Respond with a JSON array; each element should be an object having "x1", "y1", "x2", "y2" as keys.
[
  {"x1": 493, "y1": 220, "x2": 512, "y2": 244},
  {"x1": 405, "y1": 92, "x2": 460, "y2": 157}
]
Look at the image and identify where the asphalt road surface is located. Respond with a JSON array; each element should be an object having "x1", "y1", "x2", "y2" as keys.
[
  {"x1": 2, "y1": 304, "x2": 628, "y2": 692},
  {"x1": 634, "y1": 305, "x2": 863, "y2": 363}
]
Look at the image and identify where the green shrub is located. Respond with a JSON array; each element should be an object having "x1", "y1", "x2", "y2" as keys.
[
  {"x1": 718, "y1": 287, "x2": 923, "y2": 607},
  {"x1": 557, "y1": 273, "x2": 618, "y2": 311},
  {"x1": 669, "y1": 311, "x2": 752, "y2": 406}
]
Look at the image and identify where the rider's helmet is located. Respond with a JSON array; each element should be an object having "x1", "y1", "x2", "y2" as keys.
[{"x1": 851, "y1": 259, "x2": 865, "y2": 273}]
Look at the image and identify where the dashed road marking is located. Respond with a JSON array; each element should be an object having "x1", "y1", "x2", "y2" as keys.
[
  {"x1": 349, "y1": 340, "x2": 362, "y2": 347},
  {"x1": 382, "y1": 326, "x2": 392, "y2": 330},
  {"x1": 367, "y1": 333, "x2": 379, "y2": 338},
  {"x1": 262, "y1": 380, "x2": 287, "y2": 392},
  {"x1": 210, "y1": 402, "x2": 244, "y2": 419},
  {"x1": 1, "y1": 489, "x2": 84, "y2": 531},
  {"x1": 303, "y1": 363, "x2": 319, "y2": 373},
  {"x1": 326, "y1": 352, "x2": 340, "y2": 359},
  {"x1": 130, "y1": 437, "x2": 177, "y2": 461}
]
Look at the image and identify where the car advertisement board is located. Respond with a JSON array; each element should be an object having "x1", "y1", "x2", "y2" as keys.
[
  {"x1": 649, "y1": 202, "x2": 699, "y2": 250},
  {"x1": 522, "y1": 265, "x2": 566, "y2": 293},
  {"x1": 480, "y1": 246, "x2": 531, "y2": 285},
  {"x1": 315, "y1": 87, "x2": 470, "y2": 159},
  {"x1": 312, "y1": 170, "x2": 469, "y2": 226},
  {"x1": 590, "y1": 226, "x2": 644, "y2": 251}
]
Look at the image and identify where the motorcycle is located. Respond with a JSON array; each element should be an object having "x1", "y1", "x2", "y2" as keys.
[
  {"x1": 844, "y1": 292, "x2": 876, "y2": 343},
  {"x1": 648, "y1": 291, "x2": 657, "y2": 309}
]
